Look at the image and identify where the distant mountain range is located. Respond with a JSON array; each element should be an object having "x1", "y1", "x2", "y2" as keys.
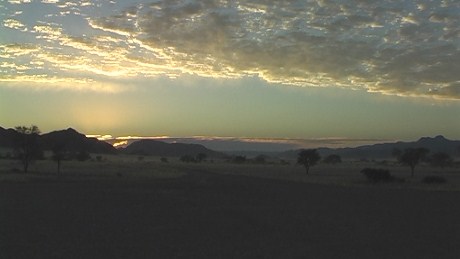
[
  {"x1": 0, "y1": 127, "x2": 223, "y2": 157},
  {"x1": 120, "y1": 139, "x2": 224, "y2": 158},
  {"x1": 280, "y1": 135, "x2": 460, "y2": 160},
  {"x1": 1, "y1": 126, "x2": 459, "y2": 160}
]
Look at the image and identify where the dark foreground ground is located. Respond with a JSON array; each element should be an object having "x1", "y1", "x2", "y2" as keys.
[{"x1": 1, "y1": 171, "x2": 460, "y2": 259}]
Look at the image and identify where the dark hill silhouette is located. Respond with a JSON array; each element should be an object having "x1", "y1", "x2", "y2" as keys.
[
  {"x1": 41, "y1": 128, "x2": 117, "y2": 154},
  {"x1": 122, "y1": 139, "x2": 224, "y2": 157},
  {"x1": 0, "y1": 127, "x2": 117, "y2": 154},
  {"x1": 0, "y1": 126, "x2": 19, "y2": 147},
  {"x1": 281, "y1": 136, "x2": 460, "y2": 160}
]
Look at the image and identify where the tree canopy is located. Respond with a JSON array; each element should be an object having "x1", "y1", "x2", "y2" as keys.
[
  {"x1": 14, "y1": 125, "x2": 42, "y2": 173},
  {"x1": 393, "y1": 148, "x2": 429, "y2": 177},
  {"x1": 297, "y1": 149, "x2": 321, "y2": 175}
]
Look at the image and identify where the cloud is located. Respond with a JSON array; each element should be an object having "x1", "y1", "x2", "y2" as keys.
[
  {"x1": 0, "y1": 0, "x2": 459, "y2": 99},
  {"x1": 100, "y1": 135, "x2": 391, "y2": 151},
  {"x1": 3, "y1": 19, "x2": 27, "y2": 31}
]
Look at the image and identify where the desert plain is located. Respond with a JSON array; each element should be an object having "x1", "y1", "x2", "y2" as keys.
[{"x1": 1, "y1": 155, "x2": 460, "y2": 258}]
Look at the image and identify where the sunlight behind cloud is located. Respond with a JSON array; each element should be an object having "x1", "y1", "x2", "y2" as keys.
[{"x1": 0, "y1": 0, "x2": 459, "y2": 98}]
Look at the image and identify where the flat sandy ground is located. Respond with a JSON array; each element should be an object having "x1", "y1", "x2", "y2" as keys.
[{"x1": 1, "y1": 158, "x2": 460, "y2": 258}]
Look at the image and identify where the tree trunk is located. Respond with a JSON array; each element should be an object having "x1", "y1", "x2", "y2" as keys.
[
  {"x1": 57, "y1": 160, "x2": 61, "y2": 177},
  {"x1": 410, "y1": 166, "x2": 415, "y2": 177},
  {"x1": 305, "y1": 166, "x2": 310, "y2": 175},
  {"x1": 23, "y1": 162, "x2": 28, "y2": 174}
]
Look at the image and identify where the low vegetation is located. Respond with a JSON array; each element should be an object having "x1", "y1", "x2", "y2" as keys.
[
  {"x1": 361, "y1": 168, "x2": 395, "y2": 183},
  {"x1": 422, "y1": 176, "x2": 447, "y2": 184},
  {"x1": 323, "y1": 154, "x2": 342, "y2": 164},
  {"x1": 428, "y1": 152, "x2": 453, "y2": 168}
]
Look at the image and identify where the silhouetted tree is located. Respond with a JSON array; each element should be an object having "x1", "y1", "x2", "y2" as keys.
[
  {"x1": 429, "y1": 152, "x2": 453, "y2": 168},
  {"x1": 393, "y1": 148, "x2": 429, "y2": 177},
  {"x1": 14, "y1": 125, "x2": 41, "y2": 173},
  {"x1": 297, "y1": 149, "x2": 321, "y2": 175},
  {"x1": 323, "y1": 154, "x2": 342, "y2": 164}
]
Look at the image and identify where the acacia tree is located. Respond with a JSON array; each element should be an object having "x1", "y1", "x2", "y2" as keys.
[
  {"x1": 297, "y1": 149, "x2": 321, "y2": 175},
  {"x1": 394, "y1": 148, "x2": 429, "y2": 177},
  {"x1": 14, "y1": 125, "x2": 41, "y2": 173}
]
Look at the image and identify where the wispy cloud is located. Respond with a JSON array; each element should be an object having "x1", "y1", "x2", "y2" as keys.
[{"x1": 1, "y1": 0, "x2": 459, "y2": 98}]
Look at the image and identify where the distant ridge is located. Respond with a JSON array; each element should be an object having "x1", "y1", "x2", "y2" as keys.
[
  {"x1": 0, "y1": 126, "x2": 19, "y2": 147},
  {"x1": 121, "y1": 139, "x2": 224, "y2": 157},
  {"x1": 0, "y1": 127, "x2": 117, "y2": 154},
  {"x1": 281, "y1": 136, "x2": 460, "y2": 160},
  {"x1": 41, "y1": 128, "x2": 117, "y2": 154}
]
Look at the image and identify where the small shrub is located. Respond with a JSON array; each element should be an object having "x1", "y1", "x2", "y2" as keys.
[
  {"x1": 138, "y1": 156, "x2": 144, "y2": 161},
  {"x1": 422, "y1": 176, "x2": 447, "y2": 184},
  {"x1": 323, "y1": 154, "x2": 342, "y2": 164},
  {"x1": 76, "y1": 151, "x2": 91, "y2": 162},
  {"x1": 280, "y1": 159, "x2": 290, "y2": 165},
  {"x1": 195, "y1": 153, "x2": 207, "y2": 163},
  {"x1": 361, "y1": 168, "x2": 394, "y2": 183},
  {"x1": 11, "y1": 168, "x2": 22, "y2": 173},
  {"x1": 180, "y1": 155, "x2": 196, "y2": 163},
  {"x1": 160, "y1": 157, "x2": 168, "y2": 163},
  {"x1": 96, "y1": 155, "x2": 103, "y2": 162},
  {"x1": 254, "y1": 155, "x2": 267, "y2": 164},
  {"x1": 232, "y1": 156, "x2": 246, "y2": 164}
]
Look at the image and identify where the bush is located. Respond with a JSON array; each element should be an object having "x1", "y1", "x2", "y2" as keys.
[
  {"x1": 254, "y1": 155, "x2": 267, "y2": 164},
  {"x1": 422, "y1": 176, "x2": 447, "y2": 184},
  {"x1": 429, "y1": 152, "x2": 453, "y2": 168},
  {"x1": 195, "y1": 153, "x2": 207, "y2": 163},
  {"x1": 323, "y1": 154, "x2": 342, "y2": 164},
  {"x1": 76, "y1": 151, "x2": 91, "y2": 161},
  {"x1": 160, "y1": 157, "x2": 168, "y2": 163},
  {"x1": 232, "y1": 156, "x2": 246, "y2": 164},
  {"x1": 280, "y1": 159, "x2": 290, "y2": 165},
  {"x1": 180, "y1": 155, "x2": 196, "y2": 163},
  {"x1": 361, "y1": 168, "x2": 394, "y2": 183},
  {"x1": 5, "y1": 152, "x2": 12, "y2": 159}
]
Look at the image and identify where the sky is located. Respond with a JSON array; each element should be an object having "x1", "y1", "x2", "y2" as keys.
[{"x1": 0, "y1": 0, "x2": 459, "y2": 150}]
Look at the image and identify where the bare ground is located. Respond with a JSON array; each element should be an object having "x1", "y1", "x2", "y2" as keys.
[{"x1": 1, "y1": 170, "x2": 460, "y2": 258}]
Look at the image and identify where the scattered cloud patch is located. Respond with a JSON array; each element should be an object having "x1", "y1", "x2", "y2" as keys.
[
  {"x1": 3, "y1": 19, "x2": 27, "y2": 31},
  {"x1": 0, "y1": 0, "x2": 459, "y2": 98}
]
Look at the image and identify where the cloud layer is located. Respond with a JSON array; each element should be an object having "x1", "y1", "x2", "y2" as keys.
[
  {"x1": 1, "y1": 0, "x2": 459, "y2": 98},
  {"x1": 97, "y1": 135, "x2": 390, "y2": 151}
]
